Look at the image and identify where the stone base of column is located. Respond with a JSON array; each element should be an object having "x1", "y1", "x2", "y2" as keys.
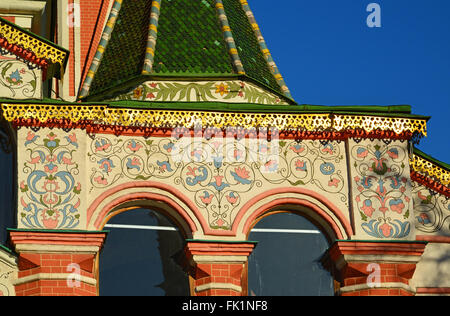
[
  {"x1": 184, "y1": 241, "x2": 256, "y2": 296},
  {"x1": 322, "y1": 241, "x2": 427, "y2": 296},
  {"x1": 9, "y1": 230, "x2": 107, "y2": 296}
]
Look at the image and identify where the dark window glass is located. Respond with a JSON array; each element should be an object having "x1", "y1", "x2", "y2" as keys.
[
  {"x1": 248, "y1": 212, "x2": 334, "y2": 296},
  {"x1": 0, "y1": 145, "x2": 14, "y2": 245},
  {"x1": 99, "y1": 209, "x2": 189, "y2": 296}
]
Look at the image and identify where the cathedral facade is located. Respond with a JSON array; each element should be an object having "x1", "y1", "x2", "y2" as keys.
[{"x1": 0, "y1": 0, "x2": 448, "y2": 296}]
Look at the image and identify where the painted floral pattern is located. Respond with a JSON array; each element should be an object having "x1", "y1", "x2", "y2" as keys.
[
  {"x1": 0, "y1": 56, "x2": 38, "y2": 99},
  {"x1": 412, "y1": 181, "x2": 450, "y2": 235},
  {"x1": 20, "y1": 131, "x2": 81, "y2": 229},
  {"x1": 351, "y1": 142, "x2": 413, "y2": 238},
  {"x1": 87, "y1": 135, "x2": 348, "y2": 230},
  {"x1": 111, "y1": 80, "x2": 287, "y2": 105}
]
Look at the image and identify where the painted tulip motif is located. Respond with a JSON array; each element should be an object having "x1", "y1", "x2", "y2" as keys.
[
  {"x1": 231, "y1": 167, "x2": 251, "y2": 185},
  {"x1": 127, "y1": 140, "x2": 143, "y2": 152},
  {"x1": 200, "y1": 191, "x2": 214, "y2": 205},
  {"x1": 226, "y1": 192, "x2": 238, "y2": 205},
  {"x1": 295, "y1": 160, "x2": 307, "y2": 171},
  {"x1": 98, "y1": 158, "x2": 115, "y2": 173},
  {"x1": 290, "y1": 144, "x2": 305, "y2": 154}
]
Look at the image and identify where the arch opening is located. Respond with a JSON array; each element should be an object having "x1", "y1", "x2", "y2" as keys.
[
  {"x1": 98, "y1": 207, "x2": 191, "y2": 296},
  {"x1": 246, "y1": 211, "x2": 335, "y2": 296}
]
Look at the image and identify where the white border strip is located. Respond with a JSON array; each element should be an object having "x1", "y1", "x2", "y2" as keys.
[{"x1": 105, "y1": 224, "x2": 321, "y2": 234}]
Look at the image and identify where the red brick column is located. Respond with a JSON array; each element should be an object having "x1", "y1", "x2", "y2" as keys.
[
  {"x1": 184, "y1": 241, "x2": 256, "y2": 296},
  {"x1": 323, "y1": 241, "x2": 427, "y2": 296},
  {"x1": 9, "y1": 230, "x2": 107, "y2": 296}
]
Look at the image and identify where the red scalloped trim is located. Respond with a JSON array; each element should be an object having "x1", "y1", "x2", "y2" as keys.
[{"x1": 411, "y1": 171, "x2": 450, "y2": 197}]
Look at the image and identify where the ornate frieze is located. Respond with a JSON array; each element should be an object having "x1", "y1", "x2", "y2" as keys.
[{"x1": 110, "y1": 80, "x2": 289, "y2": 105}]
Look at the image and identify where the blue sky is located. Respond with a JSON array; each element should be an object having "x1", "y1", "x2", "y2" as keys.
[{"x1": 249, "y1": 0, "x2": 450, "y2": 164}]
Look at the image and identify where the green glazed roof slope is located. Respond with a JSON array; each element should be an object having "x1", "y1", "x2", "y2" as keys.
[{"x1": 79, "y1": 0, "x2": 293, "y2": 102}]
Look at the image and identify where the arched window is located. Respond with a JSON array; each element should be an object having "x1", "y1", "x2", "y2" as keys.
[
  {"x1": 98, "y1": 208, "x2": 190, "y2": 296},
  {"x1": 247, "y1": 212, "x2": 334, "y2": 296}
]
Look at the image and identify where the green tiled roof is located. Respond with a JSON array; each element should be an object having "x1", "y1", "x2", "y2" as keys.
[
  {"x1": 152, "y1": 0, "x2": 233, "y2": 74},
  {"x1": 80, "y1": 0, "x2": 293, "y2": 103},
  {"x1": 221, "y1": 0, "x2": 280, "y2": 91}
]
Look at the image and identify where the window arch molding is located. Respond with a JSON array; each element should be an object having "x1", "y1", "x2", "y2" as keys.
[{"x1": 234, "y1": 188, "x2": 354, "y2": 241}]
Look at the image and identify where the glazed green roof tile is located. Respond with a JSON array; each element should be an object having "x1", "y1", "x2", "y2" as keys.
[
  {"x1": 152, "y1": 0, "x2": 233, "y2": 74},
  {"x1": 88, "y1": 0, "x2": 152, "y2": 95},
  {"x1": 80, "y1": 0, "x2": 292, "y2": 102},
  {"x1": 221, "y1": 0, "x2": 281, "y2": 93}
]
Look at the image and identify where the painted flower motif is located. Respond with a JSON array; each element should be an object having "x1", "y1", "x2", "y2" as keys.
[
  {"x1": 98, "y1": 158, "x2": 115, "y2": 173},
  {"x1": 8, "y1": 69, "x2": 22, "y2": 84},
  {"x1": 126, "y1": 158, "x2": 141, "y2": 171},
  {"x1": 25, "y1": 131, "x2": 39, "y2": 146},
  {"x1": 146, "y1": 92, "x2": 156, "y2": 99},
  {"x1": 20, "y1": 181, "x2": 28, "y2": 192},
  {"x1": 163, "y1": 142, "x2": 175, "y2": 153},
  {"x1": 62, "y1": 156, "x2": 74, "y2": 165},
  {"x1": 328, "y1": 178, "x2": 340, "y2": 187},
  {"x1": 356, "y1": 147, "x2": 368, "y2": 158},
  {"x1": 215, "y1": 83, "x2": 229, "y2": 96},
  {"x1": 43, "y1": 194, "x2": 59, "y2": 206},
  {"x1": 320, "y1": 162, "x2": 335, "y2": 175},
  {"x1": 387, "y1": 148, "x2": 399, "y2": 159},
  {"x1": 133, "y1": 87, "x2": 143, "y2": 99},
  {"x1": 389, "y1": 199, "x2": 405, "y2": 214},
  {"x1": 94, "y1": 176, "x2": 108, "y2": 185},
  {"x1": 213, "y1": 156, "x2": 223, "y2": 169},
  {"x1": 200, "y1": 191, "x2": 214, "y2": 205},
  {"x1": 290, "y1": 144, "x2": 305, "y2": 154},
  {"x1": 43, "y1": 179, "x2": 60, "y2": 193},
  {"x1": 41, "y1": 210, "x2": 60, "y2": 229},
  {"x1": 234, "y1": 149, "x2": 244, "y2": 161},
  {"x1": 44, "y1": 163, "x2": 58, "y2": 174},
  {"x1": 65, "y1": 133, "x2": 78, "y2": 148},
  {"x1": 322, "y1": 144, "x2": 334, "y2": 155},
  {"x1": 73, "y1": 182, "x2": 81, "y2": 194},
  {"x1": 19, "y1": 68, "x2": 26, "y2": 74},
  {"x1": 361, "y1": 199, "x2": 375, "y2": 217},
  {"x1": 191, "y1": 149, "x2": 203, "y2": 161},
  {"x1": 295, "y1": 160, "x2": 307, "y2": 171},
  {"x1": 264, "y1": 160, "x2": 278, "y2": 173},
  {"x1": 44, "y1": 133, "x2": 59, "y2": 149},
  {"x1": 209, "y1": 175, "x2": 230, "y2": 191},
  {"x1": 157, "y1": 160, "x2": 173, "y2": 173},
  {"x1": 226, "y1": 192, "x2": 238, "y2": 205},
  {"x1": 231, "y1": 167, "x2": 251, "y2": 185},
  {"x1": 379, "y1": 223, "x2": 392, "y2": 238},
  {"x1": 127, "y1": 140, "x2": 143, "y2": 152},
  {"x1": 417, "y1": 213, "x2": 431, "y2": 225},
  {"x1": 95, "y1": 139, "x2": 111, "y2": 152}
]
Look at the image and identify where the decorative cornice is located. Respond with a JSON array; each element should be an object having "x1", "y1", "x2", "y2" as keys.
[
  {"x1": 0, "y1": 17, "x2": 68, "y2": 78},
  {"x1": 1, "y1": 103, "x2": 428, "y2": 138},
  {"x1": 410, "y1": 153, "x2": 450, "y2": 188}
]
